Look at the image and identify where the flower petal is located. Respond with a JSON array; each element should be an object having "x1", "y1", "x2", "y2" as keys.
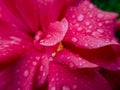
[
  {"x1": 13, "y1": 49, "x2": 43, "y2": 90},
  {"x1": 48, "y1": 62, "x2": 111, "y2": 90},
  {"x1": 15, "y1": 0, "x2": 39, "y2": 32},
  {"x1": 34, "y1": 55, "x2": 50, "y2": 90},
  {"x1": 0, "y1": 67, "x2": 12, "y2": 90},
  {"x1": 64, "y1": 0, "x2": 118, "y2": 49},
  {"x1": 53, "y1": 48, "x2": 97, "y2": 69},
  {"x1": 0, "y1": 1, "x2": 29, "y2": 33},
  {"x1": 116, "y1": 20, "x2": 120, "y2": 29},
  {"x1": 0, "y1": 20, "x2": 32, "y2": 66},
  {"x1": 63, "y1": 42, "x2": 120, "y2": 70},
  {"x1": 40, "y1": 18, "x2": 68, "y2": 46},
  {"x1": 37, "y1": 0, "x2": 74, "y2": 29},
  {"x1": 99, "y1": 68, "x2": 120, "y2": 90}
]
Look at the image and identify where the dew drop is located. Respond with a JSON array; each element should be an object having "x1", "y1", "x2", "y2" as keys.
[
  {"x1": 17, "y1": 88, "x2": 21, "y2": 90},
  {"x1": 86, "y1": 29, "x2": 91, "y2": 33},
  {"x1": 84, "y1": 43, "x2": 88, "y2": 47},
  {"x1": 51, "y1": 78, "x2": 55, "y2": 82},
  {"x1": 72, "y1": 37, "x2": 78, "y2": 42},
  {"x1": 88, "y1": 25, "x2": 93, "y2": 29},
  {"x1": 97, "y1": 29, "x2": 104, "y2": 33},
  {"x1": 85, "y1": 21, "x2": 90, "y2": 26},
  {"x1": 89, "y1": 14, "x2": 93, "y2": 18},
  {"x1": 77, "y1": 14, "x2": 84, "y2": 21},
  {"x1": 67, "y1": 57, "x2": 70, "y2": 60},
  {"x1": 73, "y1": 85, "x2": 77, "y2": 89},
  {"x1": 98, "y1": 23, "x2": 103, "y2": 26},
  {"x1": 40, "y1": 65, "x2": 44, "y2": 71},
  {"x1": 69, "y1": 63, "x2": 74, "y2": 68},
  {"x1": 35, "y1": 56, "x2": 40, "y2": 61},
  {"x1": 43, "y1": 72, "x2": 46, "y2": 76},
  {"x1": 23, "y1": 70, "x2": 29, "y2": 77},
  {"x1": 75, "y1": 23, "x2": 79, "y2": 27},
  {"x1": 88, "y1": 4, "x2": 94, "y2": 9},
  {"x1": 0, "y1": 14, "x2": 2, "y2": 18},
  {"x1": 51, "y1": 86, "x2": 56, "y2": 90},
  {"x1": 62, "y1": 85, "x2": 70, "y2": 90},
  {"x1": 46, "y1": 34, "x2": 51, "y2": 38},
  {"x1": 77, "y1": 27, "x2": 83, "y2": 31},
  {"x1": 72, "y1": 15, "x2": 75, "y2": 18},
  {"x1": 97, "y1": 13, "x2": 104, "y2": 18},
  {"x1": 32, "y1": 61, "x2": 37, "y2": 66}
]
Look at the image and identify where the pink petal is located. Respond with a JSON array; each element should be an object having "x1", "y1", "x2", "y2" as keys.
[
  {"x1": 37, "y1": 0, "x2": 74, "y2": 30},
  {"x1": 34, "y1": 55, "x2": 50, "y2": 90},
  {"x1": 48, "y1": 62, "x2": 111, "y2": 90},
  {"x1": 15, "y1": 0, "x2": 39, "y2": 32},
  {"x1": 0, "y1": 67, "x2": 12, "y2": 90},
  {"x1": 63, "y1": 42, "x2": 120, "y2": 70},
  {"x1": 13, "y1": 49, "x2": 44, "y2": 90},
  {"x1": 40, "y1": 18, "x2": 68, "y2": 46},
  {"x1": 116, "y1": 20, "x2": 120, "y2": 30},
  {"x1": 64, "y1": 0, "x2": 118, "y2": 49},
  {"x1": 0, "y1": 21, "x2": 32, "y2": 66},
  {"x1": 99, "y1": 69, "x2": 120, "y2": 90},
  {"x1": 53, "y1": 48, "x2": 97, "y2": 69},
  {"x1": 0, "y1": 1, "x2": 29, "y2": 33}
]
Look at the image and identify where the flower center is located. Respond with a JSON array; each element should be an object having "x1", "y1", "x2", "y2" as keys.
[{"x1": 51, "y1": 42, "x2": 63, "y2": 57}]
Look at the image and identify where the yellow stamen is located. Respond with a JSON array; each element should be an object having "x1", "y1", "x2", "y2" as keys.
[
  {"x1": 52, "y1": 52, "x2": 56, "y2": 57},
  {"x1": 57, "y1": 42, "x2": 63, "y2": 52}
]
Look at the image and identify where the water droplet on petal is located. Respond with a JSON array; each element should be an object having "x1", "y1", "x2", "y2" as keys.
[
  {"x1": 73, "y1": 85, "x2": 77, "y2": 89},
  {"x1": 72, "y1": 15, "x2": 75, "y2": 18},
  {"x1": 86, "y1": 29, "x2": 91, "y2": 33},
  {"x1": 17, "y1": 88, "x2": 21, "y2": 90},
  {"x1": 23, "y1": 70, "x2": 29, "y2": 77},
  {"x1": 84, "y1": 43, "x2": 88, "y2": 47},
  {"x1": 32, "y1": 61, "x2": 37, "y2": 66},
  {"x1": 46, "y1": 34, "x2": 51, "y2": 38},
  {"x1": 85, "y1": 21, "x2": 90, "y2": 26},
  {"x1": 40, "y1": 65, "x2": 44, "y2": 71},
  {"x1": 97, "y1": 13, "x2": 104, "y2": 18},
  {"x1": 77, "y1": 27, "x2": 83, "y2": 31},
  {"x1": 89, "y1": 14, "x2": 93, "y2": 18},
  {"x1": 72, "y1": 37, "x2": 78, "y2": 42},
  {"x1": 51, "y1": 78, "x2": 55, "y2": 82},
  {"x1": 62, "y1": 85, "x2": 70, "y2": 90},
  {"x1": 88, "y1": 4, "x2": 94, "y2": 9},
  {"x1": 51, "y1": 86, "x2": 56, "y2": 90},
  {"x1": 43, "y1": 72, "x2": 46, "y2": 76},
  {"x1": 88, "y1": 25, "x2": 93, "y2": 29},
  {"x1": 67, "y1": 57, "x2": 70, "y2": 60},
  {"x1": 77, "y1": 14, "x2": 84, "y2": 21},
  {"x1": 0, "y1": 14, "x2": 2, "y2": 18},
  {"x1": 97, "y1": 29, "x2": 104, "y2": 33},
  {"x1": 35, "y1": 56, "x2": 40, "y2": 61},
  {"x1": 98, "y1": 23, "x2": 103, "y2": 26},
  {"x1": 69, "y1": 63, "x2": 74, "y2": 68},
  {"x1": 75, "y1": 23, "x2": 79, "y2": 27}
]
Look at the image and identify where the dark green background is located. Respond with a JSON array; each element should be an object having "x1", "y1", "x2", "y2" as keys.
[{"x1": 92, "y1": 0, "x2": 120, "y2": 19}]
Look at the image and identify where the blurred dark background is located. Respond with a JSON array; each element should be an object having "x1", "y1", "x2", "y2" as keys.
[{"x1": 92, "y1": 0, "x2": 120, "y2": 17}]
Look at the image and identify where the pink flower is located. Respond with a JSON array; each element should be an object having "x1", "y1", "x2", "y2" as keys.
[{"x1": 0, "y1": 0, "x2": 120, "y2": 90}]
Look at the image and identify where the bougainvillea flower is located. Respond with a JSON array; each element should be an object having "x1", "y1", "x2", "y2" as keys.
[{"x1": 0, "y1": 0, "x2": 120, "y2": 90}]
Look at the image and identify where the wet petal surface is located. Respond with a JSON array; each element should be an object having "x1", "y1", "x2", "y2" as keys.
[
  {"x1": 64, "y1": 0, "x2": 118, "y2": 49},
  {"x1": 63, "y1": 42, "x2": 120, "y2": 70},
  {"x1": 40, "y1": 18, "x2": 68, "y2": 46},
  {"x1": 48, "y1": 62, "x2": 111, "y2": 90},
  {"x1": 54, "y1": 48, "x2": 97, "y2": 69},
  {"x1": 13, "y1": 49, "x2": 43, "y2": 90}
]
